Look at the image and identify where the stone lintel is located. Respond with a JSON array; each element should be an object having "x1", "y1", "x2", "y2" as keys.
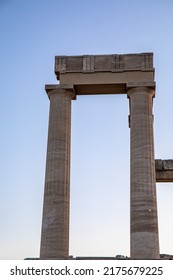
[
  {"x1": 45, "y1": 83, "x2": 126, "y2": 95},
  {"x1": 60, "y1": 72, "x2": 154, "y2": 88},
  {"x1": 54, "y1": 53, "x2": 155, "y2": 90},
  {"x1": 45, "y1": 82, "x2": 156, "y2": 96},
  {"x1": 45, "y1": 84, "x2": 76, "y2": 100},
  {"x1": 155, "y1": 159, "x2": 173, "y2": 171},
  {"x1": 74, "y1": 83, "x2": 126, "y2": 95},
  {"x1": 155, "y1": 159, "x2": 173, "y2": 183},
  {"x1": 55, "y1": 53, "x2": 154, "y2": 80}
]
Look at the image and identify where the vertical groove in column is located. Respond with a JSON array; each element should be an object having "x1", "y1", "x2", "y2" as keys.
[
  {"x1": 128, "y1": 86, "x2": 160, "y2": 259},
  {"x1": 40, "y1": 88, "x2": 74, "y2": 259}
]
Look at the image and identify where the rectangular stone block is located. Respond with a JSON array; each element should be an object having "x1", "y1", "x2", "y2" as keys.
[
  {"x1": 55, "y1": 53, "x2": 154, "y2": 79},
  {"x1": 155, "y1": 159, "x2": 173, "y2": 182},
  {"x1": 155, "y1": 159, "x2": 163, "y2": 171},
  {"x1": 163, "y1": 160, "x2": 173, "y2": 170}
]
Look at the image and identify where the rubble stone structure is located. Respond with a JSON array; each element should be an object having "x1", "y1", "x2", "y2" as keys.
[{"x1": 40, "y1": 53, "x2": 162, "y2": 259}]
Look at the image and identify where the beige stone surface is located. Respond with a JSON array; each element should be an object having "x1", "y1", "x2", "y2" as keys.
[
  {"x1": 40, "y1": 86, "x2": 75, "y2": 259},
  {"x1": 54, "y1": 53, "x2": 154, "y2": 93},
  {"x1": 128, "y1": 86, "x2": 160, "y2": 259},
  {"x1": 55, "y1": 53, "x2": 154, "y2": 78},
  {"x1": 59, "y1": 72, "x2": 154, "y2": 89}
]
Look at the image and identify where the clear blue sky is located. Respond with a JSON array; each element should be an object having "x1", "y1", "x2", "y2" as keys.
[{"x1": 0, "y1": 0, "x2": 173, "y2": 259}]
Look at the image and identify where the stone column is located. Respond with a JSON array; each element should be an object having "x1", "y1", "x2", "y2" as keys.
[
  {"x1": 127, "y1": 83, "x2": 160, "y2": 259},
  {"x1": 40, "y1": 85, "x2": 75, "y2": 259}
]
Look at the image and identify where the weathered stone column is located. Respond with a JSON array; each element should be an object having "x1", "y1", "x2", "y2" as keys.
[
  {"x1": 40, "y1": 85, "x2": 75, "y2": 259},
  {"x1": 127, "y1": 83, "x2": 160, "y2": 259}
]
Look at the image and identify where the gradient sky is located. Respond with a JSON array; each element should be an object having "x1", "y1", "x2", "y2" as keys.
[{"x1": 0, "y1": 0, "x2": 173, "y2": 259}]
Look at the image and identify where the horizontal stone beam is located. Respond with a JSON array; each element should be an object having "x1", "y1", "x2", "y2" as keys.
[
  {"x1": 155, "y1": 159, "x2": 173, "y2": 183},
  {"x1": 55, "y1": 53, "x2": 154, "y2": 79},
  {"x1": 54, "y1": 53, "x2": 155, "y2": 88}
]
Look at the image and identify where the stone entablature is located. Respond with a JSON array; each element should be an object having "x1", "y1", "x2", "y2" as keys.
[
  {"x1": 155, "y1": 159, "x2": 173, "y2": 171},
  {"x1": 55, "y1": 53, "x2": 154, "y2": 78},
  {"x1": 54, "y1": 53, "x2": 155, "y2": 95},
  {"x1": 155, "y1": 159, "x2": 173, "y2": 182}
]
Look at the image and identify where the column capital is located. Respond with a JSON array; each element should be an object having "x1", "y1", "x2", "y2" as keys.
[
  {"x1": 126, "y1": 82, "x2": 155, "y2": 98},
  {"x1": 45, "y1": 84, "x2": 76, "y2": 100},
  {"x1": 126, "y1": 81, "x2": 155, "y2": 90}
]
